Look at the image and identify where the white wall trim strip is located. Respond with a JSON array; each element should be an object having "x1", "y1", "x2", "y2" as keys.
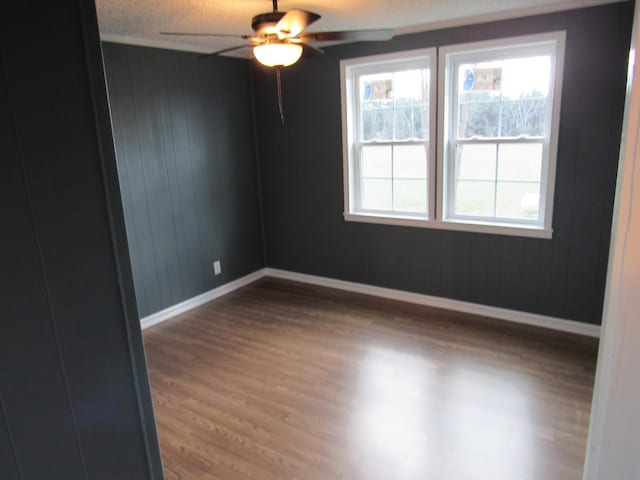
[
  {"x1": 265, "y1": 268, "x2": 600, "y2": 338},
  {"x1": 394, "y1": 0, "x2": 625, "y2": 36},
  {"x1": 139, "y1": 266, "x2": 600, "y2": 338},
  {"x1": 140, "y1": 269, "x2": 267, "y2": 330},
  {"x1": 583, "y1": 3, "x2": 640, "y2": 477}
]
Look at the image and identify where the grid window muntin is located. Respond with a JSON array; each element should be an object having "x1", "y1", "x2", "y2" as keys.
[
  {"x1": 438, "y1": 33, "x2": 565, "y2": 234},
  {"x1": 342, "y1": 49, "x2": 437, "y2": 221}
]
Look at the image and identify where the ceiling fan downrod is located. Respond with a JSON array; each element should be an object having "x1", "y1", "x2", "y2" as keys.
[
  {"x1": 276, "y1": 68, "x2": 285, "y2": 125},
  {"x1": 273, "y1": 0, "x2": 278, "y2": 12}
]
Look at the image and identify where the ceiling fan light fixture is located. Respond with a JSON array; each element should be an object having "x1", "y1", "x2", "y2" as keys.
[{"x1": 253, "y1": 42, "x2": 303, "y2": 67}]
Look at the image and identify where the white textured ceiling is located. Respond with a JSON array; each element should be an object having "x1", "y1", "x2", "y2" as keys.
[{"x1": 96, "y1": 0, "x2": 624, "y2": 57}]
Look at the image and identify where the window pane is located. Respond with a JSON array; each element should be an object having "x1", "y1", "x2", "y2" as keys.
[
  {"x1": 393, "y1": 180, "x2": 427, "y2": 213},
  {"x1": 362, "y1": 145, "x2": 392, "y2": 178},
  {"x1": 393, "y1": 145, "x2": 427, "y2": 179},
  {"x1": 457, "y1": 144, "x2": 496, "y2": 180},
  {"x1": 497, "y1": 143, "x2": 543, "y2": 182},
  {"x1": 394, "y1": 69, "x2": 426, "y2": 103},
  {"x1": 362, "y1": 179, "x2": 392, "y2": 210},
  {"x1": 457, "y1": 56, "x2": 551, "y2": 139},
  {"x1": 394, "y1": 69, "x2": 429, "y2": 141},
  {"x1": 454, "y1": 181, "x2": 495, "y2": 217},
  {"x1": 360, "y1": 72, "x2": 394, "y2": 141},
  {"x1": 499, "y1": 56, "x2": 550, "y2": 137},
  {"x1": 360, "y1": 69, "x2": 428, "y2": 141},
  {"x1": 496, "y1": 182, "x2": 541, "y2": 220}
]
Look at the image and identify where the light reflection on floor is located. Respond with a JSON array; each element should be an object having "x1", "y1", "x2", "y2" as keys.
[{"x1": 351, "y1": 345, "x2": 533, "y2": 479}]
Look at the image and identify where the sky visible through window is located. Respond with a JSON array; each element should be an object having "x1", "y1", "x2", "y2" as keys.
[{"x1": 460, "y1": 56, "x2": 551, "y2": 98}]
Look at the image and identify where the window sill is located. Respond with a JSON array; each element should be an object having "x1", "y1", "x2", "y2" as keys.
[
  {"x1": 344, "y1": 212, "x2": 431, "y2": 229},
  {"x1": 343, "y1": 212, "x2": 552, "y2": 239}
]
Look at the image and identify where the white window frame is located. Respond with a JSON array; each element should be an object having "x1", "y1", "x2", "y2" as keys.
[
  {"x1": 437, "y1": 31, "x2": 566, "y2": 238},
  {"x1": 341, "y1": 48, "x2": 438, "y2": 228},
  {"x1": 340, "y1": 32, "x2": 565, "y2": 239}
]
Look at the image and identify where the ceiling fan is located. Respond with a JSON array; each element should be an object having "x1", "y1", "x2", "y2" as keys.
[
  {"x1": 160, "y1": 0, "x2": 394, "y2": 68},
  {"x1": 161, "y1": 0, "x2": 394, "y2": 123}
]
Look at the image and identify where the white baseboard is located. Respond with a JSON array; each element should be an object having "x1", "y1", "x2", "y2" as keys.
[
  {"x1": 264, "y1": 268, "x2": 601, "y2": 338},
  {"x1": 139, "y1": 266, "x2": 600, "y2": 338},
  {"x1": 140, "y1": 269, "x2": 267, "y2": 330}
]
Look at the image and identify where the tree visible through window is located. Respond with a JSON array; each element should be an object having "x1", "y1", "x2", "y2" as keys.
[{"x1": 360, "y1": 70, "x2": 429, "y2": 142}]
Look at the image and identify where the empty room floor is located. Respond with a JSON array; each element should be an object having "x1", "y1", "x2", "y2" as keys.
[{"x1": 143, "y1": 278, "x2": 598, "y2": 480}]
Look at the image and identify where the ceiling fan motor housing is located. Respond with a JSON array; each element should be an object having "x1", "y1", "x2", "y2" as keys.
[{"x1": 252, "y1": 12, "x2": 286, "y2": 35}]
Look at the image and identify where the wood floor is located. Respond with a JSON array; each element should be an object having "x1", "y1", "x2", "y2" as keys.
[{"x1": 143, "y1": 278, "x2": 598, "y2": 480}]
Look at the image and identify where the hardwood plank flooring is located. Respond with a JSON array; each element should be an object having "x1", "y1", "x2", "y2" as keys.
[{"x1": 143, "y1": 278, "x2": 598, "y2": 480}]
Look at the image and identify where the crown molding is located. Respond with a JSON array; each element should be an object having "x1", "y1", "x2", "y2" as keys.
[{"x1": 395, "y1": 0, "x2": 627, "y2": 36}]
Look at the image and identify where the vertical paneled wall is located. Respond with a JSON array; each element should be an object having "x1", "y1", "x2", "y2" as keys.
[
  {"x1": 253, "y1": 2, "x2": 633, "y2": 325},
  {"x1": 1, "y1": 2, "x2": 162, "y2": 479},
  {"x1": 102, "y1": 43, "x2": 264, "y2": 318}
]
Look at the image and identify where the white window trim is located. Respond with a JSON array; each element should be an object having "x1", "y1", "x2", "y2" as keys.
[
  {"x1": 341, "y1": 48, "x2": 438, "y2": 222},
  {"x1": 436, "y1": 31, "x2": 566, "y2": 239},
  {"x1": 341, "y1": 32, "x2": 565, "y2": 239},
  {"x1": 342, "y1": 211, "x2": 554, "y2": 238}
]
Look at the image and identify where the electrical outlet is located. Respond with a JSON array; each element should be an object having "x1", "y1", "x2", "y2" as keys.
[{"x1": 213, "y1": 260, "x2": 221, "y2": 276}]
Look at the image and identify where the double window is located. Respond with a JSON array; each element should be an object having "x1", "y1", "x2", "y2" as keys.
[{"x1": 341, "y1": 32, "x2": 565, "y2": 238}]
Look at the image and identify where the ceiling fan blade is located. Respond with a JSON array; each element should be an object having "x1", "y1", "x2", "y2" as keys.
[
  {"x1": 297, "y1": 29, "x2": 394, "y2": 42},
  {"x1": 199, "y1": 44, "x2": 252, "y2": 58},
  {"x1": 160, "y1": 31, "x2": 251, "y2": 39},
  {"x1": 301, "y1": 44, "x2": 324, "y2": 59},
  {"x1": 275, "y1": 9, "x2": 321, "y2": 37}
]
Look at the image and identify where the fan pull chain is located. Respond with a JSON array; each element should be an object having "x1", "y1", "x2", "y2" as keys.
[{"x1": 276, "y1": 67, "x2": 284, "y2": 125}]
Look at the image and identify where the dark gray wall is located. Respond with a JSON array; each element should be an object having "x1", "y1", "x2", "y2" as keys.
[
  {"x1": 102, "y1": 43, "x2": 264, "y2": 318},
  {"x1": 253, "y1": 2, "x2": 633, "y2": 325},
  {"x1": 1, "y1": 1, "x2": 162, "y2": 479}
]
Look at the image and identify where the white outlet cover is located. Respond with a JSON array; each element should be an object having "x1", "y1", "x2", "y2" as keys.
[{"x1": 213, "y1": 260, "x2": 221, "y2": 275}]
